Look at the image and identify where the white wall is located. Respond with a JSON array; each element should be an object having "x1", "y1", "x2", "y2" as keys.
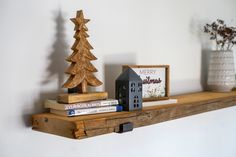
[{"x1": 1, "y1": 0, "x2": 236, "y2": 157}]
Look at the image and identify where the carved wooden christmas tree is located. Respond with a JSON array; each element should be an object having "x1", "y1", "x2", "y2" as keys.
[
  {"x1": 58, "y1": 10, "x2": 107, "y2": 103},
  {"x1": 63, "y1": 10, "x2": 102, "y2": 93}
]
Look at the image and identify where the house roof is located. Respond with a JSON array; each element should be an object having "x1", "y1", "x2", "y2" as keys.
[{"x1": 116, "y1": 68, "x2": 142, "y2": 81}]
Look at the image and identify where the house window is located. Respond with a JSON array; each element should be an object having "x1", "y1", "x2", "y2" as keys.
[
  {"x1": 118, "y1": 92, "x2": 122, "y2": 98},
  {"x1": 138, "y1": 87, "x2": 142, "y2": 92},
  {"x1": 131, "y1": 83, "x2": 135, "y2": 87},
  {"x1": 133, "y1": 95, "x2": 139, "y2": 108},
  {"x1": 138, "y1": 83, "x2": 142, "y2": 87},
  {"x1": 122, "y1": 85, "x2": 126, "y2": 90},
  {"x1": 131, "y1": 88, "x2": 135, "y2": 92}
]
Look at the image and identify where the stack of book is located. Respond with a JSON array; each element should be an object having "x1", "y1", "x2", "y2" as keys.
[{"x1": 45, "y1": 99, "x2": 122, "y2": 117}]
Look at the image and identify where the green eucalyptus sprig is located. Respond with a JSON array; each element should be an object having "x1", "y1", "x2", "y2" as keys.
[{"x1": 204, "y1": 19, "x2": 236, "y2": 51}]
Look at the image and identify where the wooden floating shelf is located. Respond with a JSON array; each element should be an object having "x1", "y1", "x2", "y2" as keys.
[{"x1": 32, "y1": 91, "x2": 236, "y2": 139}]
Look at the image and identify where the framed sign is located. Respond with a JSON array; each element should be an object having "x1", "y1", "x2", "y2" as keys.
[{"x1": 123, "y1": 65, "x2": 169, "y2": 101}]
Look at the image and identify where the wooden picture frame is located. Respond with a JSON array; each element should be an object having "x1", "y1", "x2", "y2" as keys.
[{"x1": 123, "y1": 65, "x2": 169, "y2": 102}]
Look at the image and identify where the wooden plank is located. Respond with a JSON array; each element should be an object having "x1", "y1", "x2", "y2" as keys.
[
  {"x1": 57, "y1": 92, "x2": 108, "y2": 103},
  {"x1": 32, "y1": 114, "x2": 76, "y2": 139},
  {"x1": 32, "y1": 91, "x2": 236, "y2": 139}
]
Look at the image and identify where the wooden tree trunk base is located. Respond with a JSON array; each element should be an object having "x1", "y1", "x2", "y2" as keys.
[{"x1": 58, "y1": 92, "x2": 108, "y2": 104}]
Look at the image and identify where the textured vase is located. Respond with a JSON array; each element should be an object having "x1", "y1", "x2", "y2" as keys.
[{"x1": 207, "y1": 50, "x2": 235, "y2": 92}]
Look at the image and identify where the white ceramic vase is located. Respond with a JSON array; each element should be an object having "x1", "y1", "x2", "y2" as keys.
[{"x1": 207, "y1": 50, "x2": 235, "y2": 92}]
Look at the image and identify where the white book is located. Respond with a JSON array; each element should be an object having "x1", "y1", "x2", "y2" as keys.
[
  {"x1": 143, "y1": 99, "x2": 178, "y2": 107},
  {"x1": 45, "y1": 99, "x2": 119, "y2": 110}
]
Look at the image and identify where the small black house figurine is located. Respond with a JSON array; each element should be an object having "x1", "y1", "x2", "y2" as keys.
[{"x1": 115, "y1": 68, "x2": 142, "y2": 111}]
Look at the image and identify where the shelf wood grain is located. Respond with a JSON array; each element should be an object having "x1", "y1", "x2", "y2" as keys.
[{"x1": 32, "y1": 91, "x2": 236, "y2": 139}]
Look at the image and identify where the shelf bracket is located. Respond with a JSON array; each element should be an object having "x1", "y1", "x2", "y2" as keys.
[{"x1": 118, "y1": 122, "x2": 134, "y2": 133}]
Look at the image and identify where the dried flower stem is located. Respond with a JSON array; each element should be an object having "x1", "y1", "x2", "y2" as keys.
[{"x1": 204, "y1": 19, "x2": 236, "y2": 51}]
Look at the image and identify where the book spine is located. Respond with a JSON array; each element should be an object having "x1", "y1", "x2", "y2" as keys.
[
  {"x1": 64, "y1": 100, "x2": 119, "y2": 110},
  {"x1": 67, "y1": 105, "x2": 123, "y2": 116}
]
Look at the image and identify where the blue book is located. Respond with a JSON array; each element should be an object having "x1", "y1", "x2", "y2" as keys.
[{"x1": 50, "y1": 105, "x2": 123, "y2": 117}]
